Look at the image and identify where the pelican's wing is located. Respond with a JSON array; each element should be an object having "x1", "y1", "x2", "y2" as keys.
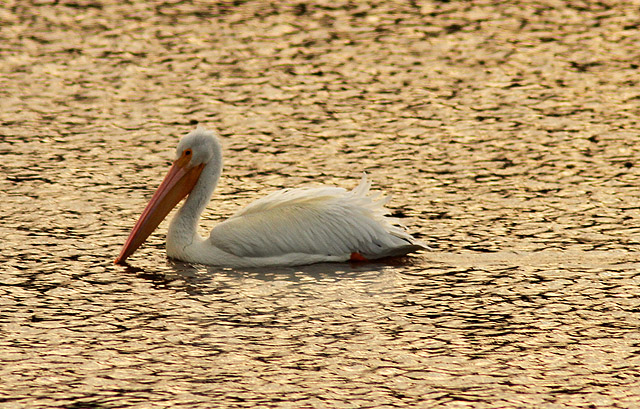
[{"x1": 208, "y1": 174, "x2": 425, "y2": 259}]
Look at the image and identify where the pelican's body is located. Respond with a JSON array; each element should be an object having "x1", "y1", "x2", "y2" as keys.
[{"x1": 115, "y1": 127, "x2": 427, "y2": 267}]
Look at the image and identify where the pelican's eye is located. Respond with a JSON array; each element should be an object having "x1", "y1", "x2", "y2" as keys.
[{"x1": 184, "y1": 149, "x2": 192, "y2": 157}]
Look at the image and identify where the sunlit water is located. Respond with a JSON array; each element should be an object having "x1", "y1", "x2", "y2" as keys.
[{"x1": 2, "y1": 2, "x2": 640, "y2": 408}]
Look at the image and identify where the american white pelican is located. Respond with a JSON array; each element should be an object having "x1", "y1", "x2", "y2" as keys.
[{"x1": 115, "y1": 127, "x2": 427, "y2": 267}]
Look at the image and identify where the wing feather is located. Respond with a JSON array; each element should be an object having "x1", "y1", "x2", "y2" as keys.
[{"x1": 208, "y1": 174, "x2": 424, "y2": 259}]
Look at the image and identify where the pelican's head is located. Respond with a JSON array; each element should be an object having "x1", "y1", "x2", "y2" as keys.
[
  {"x1": 174, "y1": 126, "x2": 219, "y2": 168},
  {"x1": 115, "y1": 127, "x2": 219, "y2": 264}
]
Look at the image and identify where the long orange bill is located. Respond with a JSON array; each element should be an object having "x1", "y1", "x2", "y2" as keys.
[{"x1": 115, "y1": 152, "x2": 204, "y2": 264}]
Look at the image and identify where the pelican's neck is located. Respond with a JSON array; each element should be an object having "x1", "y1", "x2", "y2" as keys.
[{"x1": 166, "y1": 143, "x2": 223, "y2": 257}]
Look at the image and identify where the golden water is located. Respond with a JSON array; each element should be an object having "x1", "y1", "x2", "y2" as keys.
[{"x1": 1, "y1": 1, "x2": 639, "y2": 407}]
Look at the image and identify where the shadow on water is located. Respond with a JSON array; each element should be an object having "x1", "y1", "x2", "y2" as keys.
[{"x1": 118, "y1": 254, "x2": 427, "y2": 292}]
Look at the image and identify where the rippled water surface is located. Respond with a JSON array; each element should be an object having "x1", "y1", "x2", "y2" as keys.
[{"x1": 2, "y1": 1, "x2": 640, "y2": 408}]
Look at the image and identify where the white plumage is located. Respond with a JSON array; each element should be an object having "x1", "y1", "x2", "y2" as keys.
[{"x1": 115, "y1": 127, "x2": 427, "y2": 267}]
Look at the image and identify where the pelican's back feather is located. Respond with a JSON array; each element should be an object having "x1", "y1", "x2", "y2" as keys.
[{"x1": 208, "y1": 175, "x2": 425, "y2": 259}]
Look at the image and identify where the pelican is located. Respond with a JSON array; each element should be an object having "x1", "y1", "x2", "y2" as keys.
[{"x1": 115, "y1": 127, "x2": 427, "y2": 267}]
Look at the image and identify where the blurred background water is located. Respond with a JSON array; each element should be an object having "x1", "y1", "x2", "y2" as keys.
[{"x1": 1, "y1": 1, "x2": 640, "y2": 407}]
